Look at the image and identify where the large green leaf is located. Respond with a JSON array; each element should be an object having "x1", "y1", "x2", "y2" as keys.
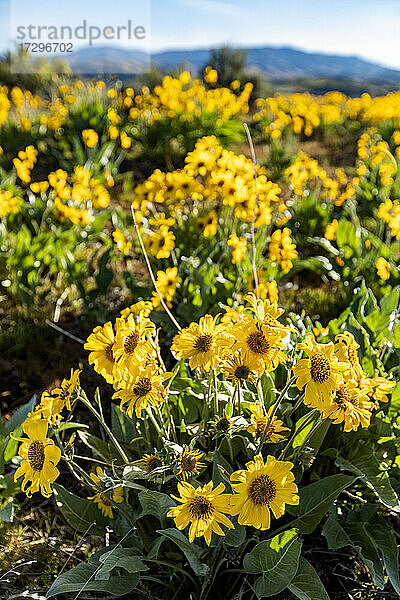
[
  {"x1": 1, "y1": 395, "x2": 36, "y2": 437},
  {"x1": 342, "y1": 522, "x2": 385, "y2": 588},
  {"x1": 323, "y1": 515, "x2": 352, "y2": 550},
  {"x1": 95, "y1": 548, "x2": 148, "y2": 580},
  {"x1": 46, "y1": 548, "x2": 140, "y2": 598},
  {"x1": 288, "y1": 557, "x2": 330, "y2": 600},
  {"x1": 111, "y1": 403, "x2": 136, "y2": 444},
  {"x1": 364, "y1": 512, "x2": 400, "y2": 595},
  {"x1": 336, "y1": 220, "x2": 360, "y2": 259},
  {"x1": 323, "y1": 513, "x2": 387, "y2": 591},
  {"x1": 243, "y1": 529, "x2": 301, "y2": 598},
  {"x1": 156, "y1": 528, "x2": 209, "y2": 576},
  {"x1": 139, "y1": 489, "x2": 175, "y2": 521},
  {"x1": 335, "y1": 446, "x2": 400, "y2": 510},
  {"x1": 53, "y1": 484, "x2": 108, "y2": 535},
  {"x1": 292, "y1": 412, "x2": 318, "y2": 449},
  {"x1": 288, "y1": 475, "x2": 356, "y2": 534},
  {"x1": 77, "y1": 430, "x2": 121, "y2": 462}
]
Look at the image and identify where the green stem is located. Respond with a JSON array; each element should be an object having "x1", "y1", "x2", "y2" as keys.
[
  {"x1": 213, "y1": 369, "x2": 219, "y2": 415},
  {"x1": 278, "y1": 409, "x2": 317, "y2": 460},
  {"x1": 78, "y1": 392, "x2": 130, "y2": 464},
  {"x1": 164, "y1": 399, "x2": 178, "y2": 443},
  {"x1": 257, "y1": 374, "x2": 295, "y2": 455},
  {"x1": 291, "y1": 410, "x2": 336, "y2": 460}
]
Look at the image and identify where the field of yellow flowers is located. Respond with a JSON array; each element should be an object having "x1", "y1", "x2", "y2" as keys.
[{"x1": 1, "y1": 70, "x2": 400, "y2": 600}]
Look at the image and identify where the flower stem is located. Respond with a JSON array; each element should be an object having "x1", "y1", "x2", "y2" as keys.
[{"x1": 78, "y1": 391, "x2": 130, "y2": 464}]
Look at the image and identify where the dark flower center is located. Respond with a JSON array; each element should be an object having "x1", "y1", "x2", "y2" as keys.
[
  {"x1": 234, "y1": 365, "x2": 250, "y2": 380},
  {"x1": 181, "y1": 454, "x2": 197, "y2": 471},
  {"x1": 28, "y1": 441, "x2": 45, "y2": 471},
  {"x1": 133, "y1": 377, "x2": 152, "y2": 397},
  {"x1": 105, "y1": 343, "x2": 114, "y2": 362},
  {"x1": 147, "y1": 457, "x2": 163, "y2": 472},
  {"x1": 193, "y1": 334, "x2": 213, "y2": 353},
  {"x1": 248, "y1": 474, "x2": 277, "y2": 505},
  {"x1": 124, "y1": 331, "x2": 140, "y2": 354},
  {"x1": 216, "y1": 417, "x2": 231, "y2": 432},
  {"x1": 247, "y1": 330, "x2": 270, "y2": 354},
  {"x1": 310, "y1": 353, "x2": 331, "y2": 383},
  {"x1": 189, "y1": 495, "x2": 214, "y2": 519},
  {"x1": 335, "y1": 384, "x2": 356, "y2": 407}
]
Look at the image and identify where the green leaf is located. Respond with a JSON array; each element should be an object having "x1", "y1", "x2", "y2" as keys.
[
  {"x1": 243, "y1": 529, "x2": 301, "y2": 598},
  {"x1": 2, "y1": 395, "x2": 36, "y2": 436},
  {"x1": 111, "y1": 403, "x2": 136, "y2": 443},
  {"x1": 336, "y1": 220, "x2": 360, "y2": 259},
  {"x1": 53, "y1": 484, "x2": 108, "y2": 535},
  {"x1": 138, "y1": 489, "x2": 175, "y2": 521},
  {"x1": 342, "y1": 522, "x2": 385, "y2": 589},
  {"x1": 0, "y1": 499, "x2": 14, "y2": 522},
  {"x1": 288, "y1": 557, "x2": 330, "y2": 600},
  {"x1": 46, "y1": 548, "x2": 140, "y2": 597},
  {"x1": 323, "y1": 515, "x2": 352, "y2": 550},
  {"x1": 292, "y1": 412, "x2": 318, "y2": 448},
  {"x1": 335, "y1": 446, "x2": 400, "y2": 510},
  {"x1": 288, "y1": 475, "x2": 356, "y2": 534},
  {"x1": 365, "y1": 513, "x2": 400, "y2": 595},
  {"x1": 95, "y1": 548, "x2": 148, "y2": 580},
  {"x1": 156, "y1": 528, "x2": 209, "y2": 576},
  {"x1": 224, "y1": 520, "x2": 246, "y2": 547},
  {"x1": 77, "y1": 430, "x2": 121, "y2": 463}
]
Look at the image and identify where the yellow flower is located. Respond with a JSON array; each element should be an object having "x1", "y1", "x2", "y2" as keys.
[
  {"x1": 220, "y1": 304, "x2": 246, "y2": 326},
  {"x1": 376, "y1": 257, "x2": 391, "y2": 281},
  {"x1": 112, "y1": 229, "x2": 132, "y2": 254},
  {"x1": 231, "y1": 315, "x2": 287, "y2": 372},
  {"x1": 334, "y1": 332, "x2": 364, "y2": 382},
  {"x1": 325, "y1": 379, "x2": 373, "y2": 432},
  {"x1": 113, "y1": 313, "x2": 155, "y2": 370},
  {"x1": 12, "y1": 419, "x2": 61, "y2": 497},
  {"x1": 81, "y1": 129, "x2": 98, "y2": 148},
  {"x1": 113, "y1": 363, "x2": 171, "y2": 418},
  {"x1": 146, "y1": 226, "x2": 176, "y2": 259},
  {"x1": 120, "y1": 131, "x2": 131, "y2": 149},
  {"x1": 120, "y1": 301, "x2": 153, "y2": 319},
  {"x1": 50, "y1": 369, "x2": 81, "y2": 414},
  {"x1": 293, "y1": 333, "x2": 349, "y2": 412},
  {"x1": 230, "y1": 455, "x2": 299, "y2": 530},
  {"x1": 247, "y1": 403, "x2": 289, "y2": 442},
  {"x1": 171, "y1": 314, "x2": 232, "y2": 371},
  {"x1": 212, "y1": 414, "x2": 233, "y2": 434},
  {"x1": 246, "y1": 292, "x2": 291, "y2": 340},
  {"x1": 227, "y1": 232, "x2": 247, "y2": 264},
  {"x1": 223, "y1": 351, "x2": 261, "y2": 384},
  {"x1": 84, "y1": 322, "x2": 115, "y2": 384},
  {"x1": 141, "y1": 454, "x2": 164, "y2": 477},
  {"x1": 152, "y1": 267, "x2": 181, "y2": 310},
  {"x1": 196, "y1": 211, "x2": 218, "y2": 237},
  {"x1": 269, "y1": 228, "x2": 298, "y2": 273},
  {"x1": 176, "y1": 446, "x2": 206, "y2": 480},
  {"x1": 324, "y1": 219, "x2": 338, "y2": 241},
  {"x1": 366, "y1": 372, "x2": 395, "y2": 409},
  {"x1": 204, "y1": 66, "x2": 218, "y2": 85},
  {"x1": 266, "y1": 280, "x2": 279, "y2": 304},
  {"x1": 87, "y1": 466, "x2": 123, "y2": 518},
  {"x1": 167, "y1": 480, "x2": 233, "y2": 546}
]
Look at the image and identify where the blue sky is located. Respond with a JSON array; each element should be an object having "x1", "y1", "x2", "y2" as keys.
[{"x1": 1, "y1": 0, "x2": 400, "y2": 68}]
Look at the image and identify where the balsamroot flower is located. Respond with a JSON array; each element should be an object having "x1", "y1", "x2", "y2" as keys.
[
  {"x1": 171, "y1": 314, "x2": 232, "y2": 371},
  {"x1": 294, "y1": 333, "x2": 349, "y2": 412},
  {"x1": 87, "y1": 466, "x2": 123, "y2": 518},
  {"x1": 229, "y1": 455, "x2": 299, "y2": 530},
  {"x1": 12, "y1": 419, "x2": 61, "y2": 498},
  {"x1": 167, "y1": 480, "x2": 234, "y2": 545}
]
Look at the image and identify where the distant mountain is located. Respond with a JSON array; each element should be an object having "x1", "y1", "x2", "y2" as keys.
[{"x1": 59, "y1": 45, "x2": 400, "y2": 84}]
